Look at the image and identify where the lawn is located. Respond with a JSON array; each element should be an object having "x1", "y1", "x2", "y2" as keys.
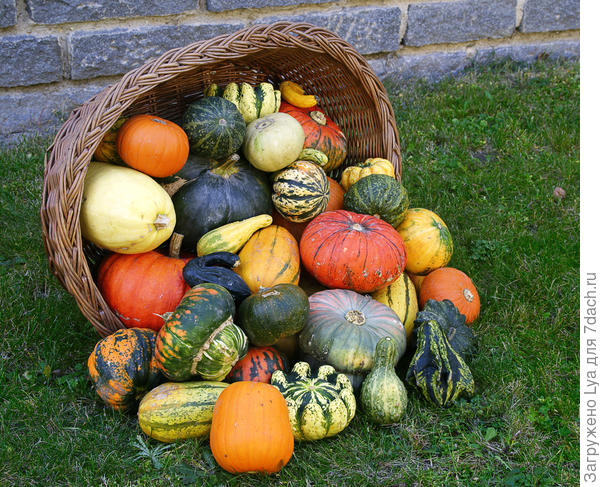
[{"x1": 0, "y1": 59, "x2": 579, "y2": 486}]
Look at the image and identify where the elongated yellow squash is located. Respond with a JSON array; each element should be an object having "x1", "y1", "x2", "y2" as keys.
[
  {"x1": 196, "y1": 214, "x2": 273, "y2": 256},
  {"x1": 80, "y1": 162, "x2": 175, "y2": 253},
  {"x1": 138, "y1": 381, "x2": 228, "y2": 442}
]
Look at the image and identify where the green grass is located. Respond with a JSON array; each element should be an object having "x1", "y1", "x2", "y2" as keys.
[{"x1": 0, "y1": 59, "x2": 579, "y2": 486}]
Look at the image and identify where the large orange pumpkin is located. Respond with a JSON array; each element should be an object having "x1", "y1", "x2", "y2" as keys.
[
  {"x1": 97, "y1": 251, "x2": 190, "y2": 331},
  {"x1": 117, "y1": 114, "x2": 189, "y2": 178},
  {"x1": 210, "y1": 382, "x2": 294, "y2": 474},
  {"x1": 419, "y1": 267, "x2": 481, "y2": 325},
  {"x1": 279, "y1": 102, "x2": 347, "y2": 172},
  {"x1": 235, "y1": 225, "x2": 300, "y2": 293},
  {"x1": 300, "y1": 210, "x2": 406, "y2": 293}
]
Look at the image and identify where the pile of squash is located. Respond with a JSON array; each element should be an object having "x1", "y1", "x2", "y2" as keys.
[{"x1": 84, "y1": 80, "x2": 482, "y2": 475}]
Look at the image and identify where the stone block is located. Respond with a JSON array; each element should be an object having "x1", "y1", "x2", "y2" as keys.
[
  {"x1": 521, "y1": 0, "x2": 580, "y2": 33},
  {"x1": 0, "y1": 35, "x2": 62, "y2": 88},
  {"x1": 380, "y1": 51, "x2": 470, "y2": 82},
  {"x1": 0, "y1": 0, "x2": 16, "y2": 28},
  {"x1": 207, "y1": 0, "x2": 333, "y2": 11},
  {"x1": 473, "y1": 40, "x2": 580, "y2": 64}
]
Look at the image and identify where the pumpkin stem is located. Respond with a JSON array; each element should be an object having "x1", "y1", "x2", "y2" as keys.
[
  {"x1": 309, "y1": 111, "x2": 327, "y2": 126},
  {"x1": 211, "y1": 153, "x2": 241, "y2": 178},
  {"x1": 169, "y1": 232, "x2": 184, "y2": 259},
  {"x1": 345, "y1": 310, "x2": 366, "y2": 326},
  {"x1": 191, "y1": 315, "x2": 234, "y2": 375},
  {"x1": 153, "y1": 213, "x2": 171, "y2": 230},
  {"x1": 153, "y1": 311, "x2": 173, "y2": 322}
]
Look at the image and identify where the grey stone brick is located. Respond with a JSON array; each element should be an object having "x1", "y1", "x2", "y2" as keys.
[
  {"x1": 0, "y1": 0, "x2": 16, "y2": 28},
  {"x1": 404, "y1": 0, "x2": 516, "y2": 47},
  {"x1": 26, "y1": 0, "x2": 198, "y2": 25},
  {"x1": 207, "y1": 0, "x2": 333, "y2": 11},
  {"x1": 0, "y1": 35, "x2": 62, "y2": 88},
  {"x1": 521, "y1": 0, "x2": 580, "y2": 33},
  {"x1": 379, "y1": 51, "x2": 470, "y2": 83},
  {"x1": 256, "y1": 6, "x2": 402, "y2": 55},
  {"x1": 473, "y1": 40, "x2": 580, "y2": 64},
  {"x1": 69, "y1": 22, "x2": 245, "y2": 80},
  {"x1": 0, "y1": 82, "x2": 109, "y2": 146}
]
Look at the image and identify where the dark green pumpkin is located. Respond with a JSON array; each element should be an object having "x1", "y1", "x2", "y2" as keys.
[
  {"x1": 405, "y1": 319, "x2": 475, "y2": 407},
  {"x1": 238, "y1": 283, "x2": 309, "y2": 346},
  {"x1": 343, "y1": 174, "x2": 409, "y2": 228},
  {"x1": 154, "y1": 283, "x2": 248, "y2": 382},
  {"x1": 171, "y1": 154, "x2": 272, "y2": 250},
  {"x1": 88, "y1": 328, "x2": 162, "y2": 412},
  {"x1": 182, "y1": 97, "x2": 245, "y2": 159}
]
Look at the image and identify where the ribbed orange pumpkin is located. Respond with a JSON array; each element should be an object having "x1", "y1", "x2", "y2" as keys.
[
  {"x1": 117, "y1": 114, "x2": 189, "y2": 178},
  {"x1": 300, "y1": 210, "x2": 406, "y2": 293},
  {"x1": 97, "y1": 251, "x2": 190, "y2": 331},
  {"x1": 210, "y1": 382, "x2": 294, "y2": 474},
  {"x1": 235, "y1": 225, "x2": 300, "y2": 293},
  {"x1": 419, "y1": 267, "x2": 481, "y2": 325}
]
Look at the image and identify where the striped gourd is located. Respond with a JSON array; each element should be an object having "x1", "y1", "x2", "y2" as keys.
[
  {"x1": 343, "y1": 174, "x2": 409, "y2": 228},
  {"x1": 270, "y1": 362, "x2": 356, "y2": 441},
  {"x1": 182, "y1": 97, "x2": 245, "y2": 159},
  {"x1": 138, "y1": 381, "x2": 228, "y2": 442},
  {"x1": 221, "y1": 81, "x2": 281, "y2": 123},
  {"x1": 155, "y1": 283, "x2": 248, "y2": 382},
  {"x1": 405, "y1": 319, "x2": 475, "y2": 407},
  {"x1": 272, "y1": 160, "x2": 330, "y2": 223},
  {"x1": 196, "y1": 214, "x2": 273, "y2": 256},
  {"x1": 371, "y1": 272, "x2": 419, "y2": 339}
]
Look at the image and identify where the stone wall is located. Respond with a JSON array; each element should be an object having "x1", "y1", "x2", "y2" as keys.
[{"x1": 0, "y1": 0, "x2": 580, "y2": 146}]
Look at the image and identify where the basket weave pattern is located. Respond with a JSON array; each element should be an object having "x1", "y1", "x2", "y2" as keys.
[{"x1": 40, "y1": 22, "x2": 401, "y2": 337}]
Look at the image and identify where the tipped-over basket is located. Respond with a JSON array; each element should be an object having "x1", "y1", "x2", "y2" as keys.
[{"x1": 40, "y1": 21, "x2": 402, "y2": 337}]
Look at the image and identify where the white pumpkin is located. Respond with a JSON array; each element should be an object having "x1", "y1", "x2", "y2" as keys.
[
  {"x1": 80, "y1": 162, "x2": 175, "y2": 253},
  {"x1": 242, "y1": 112, "x2": 305, "y2": 172}
]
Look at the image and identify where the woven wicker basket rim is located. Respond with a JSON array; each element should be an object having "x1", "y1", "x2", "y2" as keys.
[{"x1": 41, "y1": 21, "x2": 402, "y2": 337}]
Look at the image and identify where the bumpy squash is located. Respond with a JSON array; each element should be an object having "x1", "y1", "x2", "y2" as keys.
[
  {"x1": 272, "y1": 160, "x2": 330, "y2": 223},
  {"x1": 88, "y1": 328, "x2": 162, "y2": 412},
  {"x1": 343, "y1": 174, "x2": 409, "y2": 228},
  {"x1": 80, "y1": 162, "x2": 175, "y2": 254},
  {"x1": 406, "y1": 319, "x2": 475, "y2": 407},
  {"x1": 155, "y1": 284, "x2": 248, "y2": 382},
  {"x1": 138, "y1": 381, "x2": 228, "y2": 442},
  {"x1": 297, "y1": 148, "x2": 328, "y2": 168},
  {"x1": 238, "y1": 283, "x2": 309, "y2": 346},
  {"x1": 196, "y1": 214, "x2": 273, "y2": 256},
  {"x1": 217, "y1": 81, "x2": 281, "y2": 123},
  {"x1": 271, "y1": 362, "x2": 356, "y2": 441},
  {"x1": 340, "y1": 158, "x2": 395, "y2": 191},
  {"x1": 371, "y1": 272, "x2": 418, "y2": 339},
  {"x1": 243, "y1": 112, "x2": 305, "y2": 172},
  {"x1": 235, "y1": 225, "x2": 301, "y2": 293},
  {"x1": 226, "y1": 346, "x2": 288, "y2": 383},
  {"x1": 360, "y1": 337, "x2": 408, "y2": 425},
  {"x1": 396, "y1": 208, "x2": 453, "y2": 275}
]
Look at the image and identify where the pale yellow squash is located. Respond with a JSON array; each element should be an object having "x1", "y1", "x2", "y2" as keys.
[{"x1": 80, "y1": 162, "x2": 175, "y2": 253}]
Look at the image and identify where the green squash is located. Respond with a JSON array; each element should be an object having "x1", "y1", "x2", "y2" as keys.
[
  {"x1": 414, "y1": 299, "x2": 477, "y2": 359},
  {"x1": 238, "y1": 284, "x2": 309, "y2": 346},
  {"x1": 359, "y1": 337, "x2": 408, "y2": 424},
  {"x1": 155, "y1": 283, "x2": 248, "y2": 382},
  {"x1": 171, "y1": 154, "x2": 272, "y2": 251},
  {"x1": 343, "y1": 174, "x2": 409, "y2": 228},
  {"x1": 138, "y1": 381, "x2": 228, "y2": 442},
  {"x1": 182, "y1": 96, "x2": 246, "y2": 159},
  {"x1": 405, "y1": 319, "x2": 475, "y2": 407},
  {"x1": 270, "y1": 362, "x2": 356, "y2": 441}
]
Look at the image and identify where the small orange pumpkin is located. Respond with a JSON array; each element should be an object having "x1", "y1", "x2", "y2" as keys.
[
  {"x1": 418, "y1": 267, "x2": 480, "y2": 325},
  {"x1": 226, "y1": 346, "x2": 288, "y2": 383},
  {"x1": 117, "y1": 114, "x2": 189, "y2": 178},
  {"x1": 210, "y1": 382, "x2": 294, "y2": 474}
]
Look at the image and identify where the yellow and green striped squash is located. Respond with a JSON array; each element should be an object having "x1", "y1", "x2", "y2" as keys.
[{"x1": 371, "y1": 272, "x2": 418, "y2": 340}]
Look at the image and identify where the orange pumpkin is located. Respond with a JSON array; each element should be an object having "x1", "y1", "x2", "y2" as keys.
[
  {"x1": 210, "y1": 382, "x2": 294, "y2": 474},
  {"x1": 226, "y1": 346, "x2": 288, "y2": 383},
  {"x1": 419, "y1": 267, "x2": 480, "y2": 325},
  {"x1": 117, "y1": 114, "x2": 189, "y2": 178},
  {"x1": 235, "y1": 225, "x2": 300, "y2": 293},
  {"x1": 97, "y1": 251, "x2": 190, "y2": 331}
]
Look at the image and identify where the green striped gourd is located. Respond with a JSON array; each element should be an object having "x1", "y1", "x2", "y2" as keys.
[
  {"x1": 343, "y1": 174, "x2": 409, "y2": 228},
  {"x1": 217, "y1": 82, "x2": 281, "y2": 123},
  {"x1": 272, "y1": 160, "x2": 330, "y2": 223},
  {"x1": 182, "y1": 97, "x2": 245, "y2": 159},
  {"x1": 138, "y1": 381, "x2": 228, "y2": 442},
  {"x1": 359, "y1": 337, "x2": 408, "y2": 424},
  {"x1": 406, "y1": 319, "x2": 475, "y2": 407},
  {"x1": 196, "y1": 214, "x2": 273, "y2": 256},
  {"x1": 155, "y1": 283, "x2": 248, "y2": 382},
  {"x1": 297, "y1": 148, "x2": 328, "y2": 169},
  {"x1": 371, "y1": 272, "x2": 419, "y2": 340},
  {"x1": 270, "y1": 362, "x2": 356, "y2": 441}
]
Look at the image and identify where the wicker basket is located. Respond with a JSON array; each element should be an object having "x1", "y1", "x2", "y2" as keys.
[{"x1": 40, "y1": 22, "x2": 402, "y2": 337}]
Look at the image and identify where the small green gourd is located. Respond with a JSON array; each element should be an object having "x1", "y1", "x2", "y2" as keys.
[{"x1": 359, "y1": 337, "x2": 408, "y2": 424}]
